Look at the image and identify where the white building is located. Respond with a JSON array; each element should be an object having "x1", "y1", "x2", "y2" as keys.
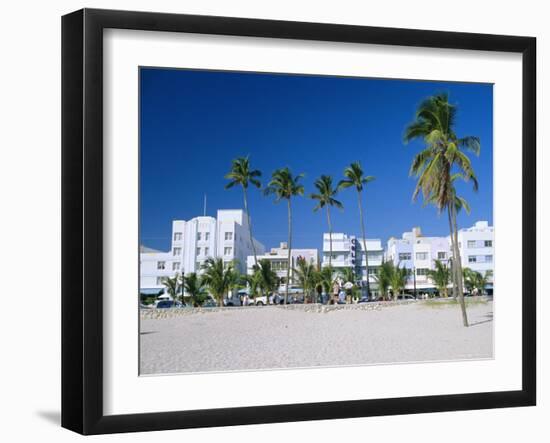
[
  {"x1": 246, "y1": 242, "x2": 318, "y2": 283},
  {"x1": 386, "y1": 221, "x2": 494, "y2": 294},
  {"x1": 140, "y1": 209, "x2": 265, "y2": 292},
  {"x1": 386, "y1": 227, "x2": 451, "y2": 292},
  {"x1": 455, "y1": 221, "x2": 494, "y2": 280},
  {"x1": 321, "y1": 233, "x2": 384, "y2": 294}
]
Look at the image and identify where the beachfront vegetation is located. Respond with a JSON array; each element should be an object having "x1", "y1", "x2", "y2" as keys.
[
  {"x1": 405, "y1": 92, "x2": 480, "y2": 327},
  {"x1": 225, "y1": 156, "x2": 262, "y2": 268},
  {"x1": 161, "y1": 274, "x2": 180, "y2": 301},
  {"x1": 389, "y1": 264, "x2": 408, "y2": 301},
  {"x1": 200, "y1": 258, "x2": 239, "y2": 307},
  {"x1": 375, "y1": 261, "x2": 407, "y2": 301},
  {"x1": 463, "y1": 268, "x2": 493, "y2": 295},
  {"x1": 293, "y1": 257, "x2": 317, "y2": 303},
  {"x1": 264, "y1": 167, "x2": 305, "y2": 304},
  {"x1": 311, "y1": 175, "x2": 343, "y2": 269},
  {"x1": 338, "y1": 162, "x2": 375, "y2": 297},
  {"x1": 182, "y1": 272, "x2": 208, "y2": 307},
  {"x1": 374, "y1": 261, "x2": 392, "y2": 301},
  {"x1": 427, "y1": 260, "x2": 451, "y2": 298}
]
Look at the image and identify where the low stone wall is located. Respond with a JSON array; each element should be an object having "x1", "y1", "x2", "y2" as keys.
[{"x1": 140, "y1": 300, "x2": 419, "y2": 320}]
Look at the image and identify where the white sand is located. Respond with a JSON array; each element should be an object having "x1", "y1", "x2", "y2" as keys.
[{"x1": 140, "y1": 300, "x2": 493, "y2": 375}]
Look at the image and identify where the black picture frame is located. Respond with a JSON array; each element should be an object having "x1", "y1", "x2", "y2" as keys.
[{"x1": 62, "y1": 8, "x2": 536, "y2": 435}]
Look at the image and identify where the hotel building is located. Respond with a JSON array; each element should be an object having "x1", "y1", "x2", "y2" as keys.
[
  {"x1": 321, "y1": 233, "x2": 384, "y2": 295},
  {"x1": 140, "y1": 209, "x2": 265, "y2": 292},
  {"x1": 246, "y1": 242, "x2": 318, "y2": 283},
  {"x1": 386, "y1": 221, "x2": 494, "y2": 294}
]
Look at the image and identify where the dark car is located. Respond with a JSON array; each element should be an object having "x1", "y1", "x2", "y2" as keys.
[{"x1": 156, "y1": 300, "x2": 175, "y2": 309}]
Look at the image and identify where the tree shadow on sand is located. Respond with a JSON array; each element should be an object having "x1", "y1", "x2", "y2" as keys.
[{"x1": 469, "y1": 311, "x2": 493, "y2": 327}]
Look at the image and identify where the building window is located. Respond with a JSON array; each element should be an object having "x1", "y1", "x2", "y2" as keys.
[
  {"x1": 195, "y1": 261, "x2": 202, "y2": 270},
  {"x1": 196, "y1": 232, "x2": 201, "y2": 241},
  {"x1": 468, "y1": 256, "x2": 477, "y2": 263},
  {"x1": 398, "y1": 253, "x2": 411, "y2": 261},
  {"x1": 173, "y1": 232, "x2": 182, "y2": 241},
  {"x1": 204, "y1": 247, "x2": 209, "y2": 256},
  {"x1": 156, "y1": 277, "x2": 164, "y2": 285},
  {"x1": 416, "y1": 268, "x2": 429, "y2": 276},
  {"x1": 437, "y1": 252, "x2": 447, "y2": 260},
  {"x1": 196, "y1": 247, "x2": 201, "y2": 256},
  {"x1": 173, "y1": 247, "x2": 181, "y2": 256},
  {"x1": 172, "y1": 262, "x2": 180, "y2": 271},
  {"x1": 458, "y1": 242, "x2": 462, "y2": 248},
  {"x1": 157, "y1": 261, "x2": 165, "y2": 270},
  {"x1": 224, "y1": 247, "x2": 232, "y2": 256},
  {"x1": 416, "y1": 252, "x2": 428, "y2": 260},
  {"x1": 205, "y1": 232, "x2": 210, "y2": 241},
  {"x1": 467, "y1": 240, "x2": 477, "y2": 248},
  {"x1": 225, "y1": 232, "x2": 233, "y2": 241},
  {"x1": 485, "y1": 255, "x2": 493, "y2": 263},
  {"x1": 484, "y1": 240, "x2": 493, "y2": 247},
  {"x1": 368, "y1": 268, "x2": 378, "y2": 275}
]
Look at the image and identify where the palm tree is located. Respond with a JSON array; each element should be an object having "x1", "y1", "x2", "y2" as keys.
[
  {"x1": 311, "y1": 175, "x2": 343, "y2": 268},
  {"x1": 161, "y1": 274, "x2": 180, "y2": 301},
  {"x1": 427, "y1": 174, "x2": 471, "y2": 300},
  {"x1": 200, "y1": 258, "x2": 238, "y2": 307},
  {"x1": 313, "y1": 265, "x2": 336, "y2": 304},
  {"x1": 389, "y1": 263, "x2": 408, "y2": 301},
  {"x1": 255, "y1": 259, "x2": 278, "y2": 302},
  {"x1": 264, "y1": 167, "x2": 305, "y2": 303},
  {"x1": 293, "y1": 257, "x2": 317, "y2": 303},
  {"x1": 374, "y1": 261, "x2": 393, "y2": 301},
  {"x1": 463, "y1": 268, "x2": 493, "y2": 295},
  {"x1": 427, "y1": 260, "x2": 451, "y2": 298},
  {"x1": 405, "y1": 92, "x2": 480, "y2": 327},
  {"x1": 225, "y1": 157, "x2": 262, "y2": 267},
  {"x1": 182, "y1": 272, "x2": 208, "y2": 307},
  {"x1": 462, "y1": 267, "x2": 477, "y2": 294},
  {"x1": 338, "y1": 162, "x2": 375, "y2": 298}
]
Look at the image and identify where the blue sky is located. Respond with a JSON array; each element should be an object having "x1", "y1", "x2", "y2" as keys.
[{"x1": 140, "y1": 68, "x2": 493, "y2": 252}]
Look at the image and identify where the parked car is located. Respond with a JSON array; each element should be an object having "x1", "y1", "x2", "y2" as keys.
[
  {"x1": 155, "y1": 300, "x2": 175, "y2": 309},
  {"x1": 396, "y1": 294, "x2": 416, "y2": 301},
  {"x1": 202, "y1": 298, "x2": 217, "y2": 308}
]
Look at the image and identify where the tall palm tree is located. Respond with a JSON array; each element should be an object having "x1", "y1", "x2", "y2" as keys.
[
  {"x1": 427, "y1": 260, "x2": 451, "y2": 298},
  {"x1": 264, "y1": 167, "x2": 305, "y2": 303},
  {"x1": 182, "y1": 272, "x2": 208, "y2": 307},
  {"x1": 161, "y1": 274, "x2": 180, "y2": 301},
  {"x1": 405, "y1": 93, "x2": 480, "y2": 327},
  {"x1": 427, "y1": 173, "x2": 471, "y2": 300},
  {"x1": 225, "y1": 156, "x2": 262, "y2": 267},
  {"x1": 311, "y1": 175, "x2": 343, "y2": 269},
  {"x1": 200, "y1": 258, "x2": 238, "y2": 307},
  {"x1": 338, "y1": 162, "x2": 375, "y2": 298},
  {"x1": 293, "y1": 257, "x2": 317, "y2": 303}
]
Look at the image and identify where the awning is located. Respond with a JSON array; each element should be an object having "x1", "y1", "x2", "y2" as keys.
[{"x1": 140, "y1": 288, "x2": 164, "y2": 296}]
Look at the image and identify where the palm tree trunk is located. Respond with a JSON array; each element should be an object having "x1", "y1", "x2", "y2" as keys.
[
  {"x1": 285, "y1": 198, "x2": 292, "y2": 304},
  {"x1": 451, "y1": 203, "x2": 469, "y2": 327},
  {"x1": 447, "y1": 207, "x2": 459, "y2": 299},
  {"x1": 243, "y1": 187, "x2": 258, "y2": 268},
  {"x1": 326, "y1": 206, "x2": 333, "y2": 268},
  {"x1": 357, "y1": 191, "x2": 370, "y2": 297}
]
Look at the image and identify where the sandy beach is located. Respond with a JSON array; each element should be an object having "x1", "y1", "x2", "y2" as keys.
[{"x1": 140, "y1": 299, "x2": 493, "y2": 375}]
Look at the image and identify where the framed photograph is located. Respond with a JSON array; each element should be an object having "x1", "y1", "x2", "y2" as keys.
[{"x1": 62, "y1": 8, "x2": 536, "y2": 435}]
